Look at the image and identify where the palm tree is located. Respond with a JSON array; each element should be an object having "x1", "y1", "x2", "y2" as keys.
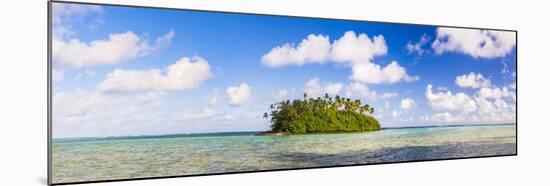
[
  {"x1": 335, "y1": 95, "x2": 341, "y2": 110},
  {"x1": 353, "y1": 99, "x2": 361, "y2": 112}
]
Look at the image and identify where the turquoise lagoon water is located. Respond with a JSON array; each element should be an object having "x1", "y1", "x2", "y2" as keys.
[{"x1": 52, "y1": 124, "x2": 516, "y2": 183}]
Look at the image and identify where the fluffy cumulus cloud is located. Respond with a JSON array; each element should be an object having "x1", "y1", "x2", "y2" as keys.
[
  {"x1": 423, "y1": 78, "x2": 516, "y2": 124},
  {"x1": 406, "y1": 34, "x2": 430, "y2": 56},
  {"x1": 340, "y1": 81, "x2": 398, "y2": 100},
  {"x1": 330, "y1": 31, "x2": 387, "y2": 63},
  {"x1": 400, "y1": 98, "x2": 416, "y2": 111},
  {"x1": 432, "y1": 27, "x2": 516, "y2": 58},
  {"x1": 334, "y1": 32, "x2": 418, "y2": 84},
  {"x1": 53, "y1": 30, "x2": 174, "y2": 68},
  {"x1": 477, "y1": 86, "x2": 515, "y2": 101},
  {"x1": 304, "y1": 78, "x2": 323, "y2": 97},
  {"x1": 344, "y1": 81, "x2": 378, "y2": 100},
  {"x1": 52, "y1": 4, "x2": 174, "y2": 68},
  {"x1": 273, "y1": 89, "x2": 289, "y2": 101},
  {"x1": 262, "y1": 31, "x2": 418, "y2": 84},
  {"x1": 350, "y1": 61, "x2": 419, "y2": 84},
  {"x1": 302, "y1": 77, "x2": 397, "y2": 101},
  {"x1": 226, "y1": 83, "x2": 252, "y2": 106},
  {"x1": 425, "y1": 84, "x2": 477, "y2": 112},
  {"x1": 98, "y1": 56, "x2": 212, "y2": 93},
  {"x1": 455, "y1": 72, "x2": 492, "y2": 89},
  {"x1": 304, "y1": 78, "x2": 344, "y2": 98},
  {"x1": 261, "y1": 34, "x2": 331, "y2": 67},
  {"x1": 324, "y1": 83, "x2": 344, "y2": 96}
]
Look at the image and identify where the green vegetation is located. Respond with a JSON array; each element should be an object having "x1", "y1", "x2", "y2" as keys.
[{"x1": 262, "y1": 93, "x2": 380, "y2": 134}]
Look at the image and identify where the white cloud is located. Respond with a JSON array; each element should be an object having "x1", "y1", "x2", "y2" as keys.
[
  {"x1": 477, "y1": 86, "x2": 515, "y2": 101},
  {"x1": 432, "y1": 27, "x2": 516, "y2": 58},
  {"x1": 331, "y1": 31, "x2": 388, "y2": 63},
  {"x1": 262, "y1": 31, "x2": 418, "y2": 84},
  {"x1": 52, "y1": 89, "x2": 268, "y2": 138},
  {"x1": 53, "y1": 91, "x2": 112, "y2": 118},
  {"x1": 425, "y1": 84, "x2": 477, "y2": 112},
  {"x1": 137, "y1": 91, "x2": 166, "y2": 107},
  {"x1": 344, "y1": 82, "x2": 378, "y2": 100},
  {"x1": 475, "y1": 96, "x2": 509, "y2": 115},
  {"x1": 273, "y1": 89, "x2": 289, "y2": 101},
  {"x1": 53, "y1": 30, "x2": 174, "y2": 68},
  {"x1": 406, "y1": 34, "x2": 430, "y2": 56},
  {"x1": 52, "y1": 3, "x2": 102, "y2": 24},
  {"x1": 455, "y1": 72, "x2": 492, "y2": 89},
  {"x1": 339, "y1": 81, "x2": 398, "y2": 100},
  {"x1": 226, "y1": 83, "x2": 252, "y2": 106},
  {"x1": 52, "y1": 3, "x2": 174, "y2": 72},
  {"x1": 332, "y1": 31, "x2": 418, "y2": 84},
  {"x1": 421, "y1": 107, "x2": 516, "y2": 124},
  {"x1": 350, "y1": 61, "x2": 419, "y2": 84},
  {"x1": 304, "y1": 78, "x2": 344, "y2": 98},
  {"x1": 52, "y1": 90, "x2": 175, "y2": 137},
  {"x1": 261, "y1": 34, "x2": 331, "y2": 67},
  {"x1": 324, "y1": 83, "x2": 344, "y2": 96},
  {"x1": 98, "y1": 56, "x2": 212, "y2": 93},
  {"x1": 304, "y1": 78, "x2": 395, "y2": 100},
  {"x1": 154, "y1": 29, "x2": 175, "y2": 48},
  {"x1": 400, "y1": 98, "x2": 416, "y2": 111},
  {"x1": 422, "y1": 83, "x2": 516, "y2": 124},
  {"x1": 304, "y1": 78, "x2": 323, "y2": 98}
]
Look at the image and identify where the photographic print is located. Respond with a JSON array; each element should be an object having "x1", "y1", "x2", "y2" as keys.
[{"x1": 49, "y1": 1, "x2": 517, "y2": 184}]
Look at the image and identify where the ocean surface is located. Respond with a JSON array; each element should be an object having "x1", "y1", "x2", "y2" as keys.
[{"x1": 52, "y1": 124, "x2": 516, "y2": 183}]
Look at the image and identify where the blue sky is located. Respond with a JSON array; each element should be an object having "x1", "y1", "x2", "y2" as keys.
[{"x1": 51, "y1": 2, "x2": 516, "y2": 138}]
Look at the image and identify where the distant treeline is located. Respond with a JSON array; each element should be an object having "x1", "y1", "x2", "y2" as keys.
[{"x1": 263, "y1": 93, "x2": 380, "y2": 134}]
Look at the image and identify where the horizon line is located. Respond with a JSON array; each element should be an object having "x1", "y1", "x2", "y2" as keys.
[{"x1": 52, "y1": 122, "x2": 516, "y2": 140}]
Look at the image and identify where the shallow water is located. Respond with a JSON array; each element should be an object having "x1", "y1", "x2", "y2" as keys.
[{"x1": 52, "y1": 124, "x2": 516, "y2": 183}]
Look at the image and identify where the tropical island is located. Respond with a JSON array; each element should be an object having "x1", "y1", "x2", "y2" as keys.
[{"x1": 260, "y1": 93, "x2": 380, "y2": 135}]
